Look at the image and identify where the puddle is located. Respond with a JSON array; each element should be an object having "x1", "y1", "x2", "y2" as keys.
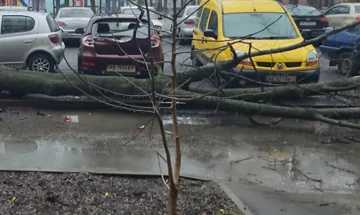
[{"x1": 0, "y1": 137, "x2": 358, "y2": 194}]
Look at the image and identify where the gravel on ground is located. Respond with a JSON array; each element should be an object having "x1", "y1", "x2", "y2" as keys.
[{"x1": 0, "y1": 172, "x2": 242, "y2": 215}]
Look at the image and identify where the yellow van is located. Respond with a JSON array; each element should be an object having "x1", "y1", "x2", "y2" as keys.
[{"x1": 191, "y1": 0, "x2": 320, "y2": 84}]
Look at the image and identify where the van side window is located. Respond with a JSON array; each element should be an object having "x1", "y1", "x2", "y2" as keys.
[
  {"x1": 1, "y1": 15, "x2": 35, "y2": 34},
  {"x1": 208, "y1": 11, "x2": 218, "y2": 35},
  {"x1": 199, "y1": 8, "x2": 210, "y2": 31}
]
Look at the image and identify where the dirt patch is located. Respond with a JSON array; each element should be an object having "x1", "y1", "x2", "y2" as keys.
[{"x1": 0, "y1": 172, "x2": 242, "y2": 215}]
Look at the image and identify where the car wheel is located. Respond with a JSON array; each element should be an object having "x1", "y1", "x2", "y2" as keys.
[
  {"x1": 28, "y1": 53, "x2": 55, "y2": 73},
  {"x1": 338, "y1": 52, "x2": 359, "y2": 76},
  {"x1": 179, "y1": 30, "x2": 186, "y2": 45}
]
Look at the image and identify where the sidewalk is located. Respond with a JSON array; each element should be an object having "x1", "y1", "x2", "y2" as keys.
[{"x1": 225, "y1": 182, "x2": 360, "y2": 215}]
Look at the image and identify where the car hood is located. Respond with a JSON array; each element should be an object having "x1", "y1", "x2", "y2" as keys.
[
  {"x1": 232, "y1": 37, "x2": 313, "y2": 62},
  {"x1": 151, "y1": 19, "x2": 163, "y2": 27}
]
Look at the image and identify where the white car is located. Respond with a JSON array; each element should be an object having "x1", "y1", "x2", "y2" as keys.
[
  {"x1": 119, "y1": 6, "x2": 163, "y2": 35},
  {"x1": 0, "y1": 11, "x2": 65, "y2": 73}
]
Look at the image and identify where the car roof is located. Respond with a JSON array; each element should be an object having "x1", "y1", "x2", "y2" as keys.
[
  {"x1": 216, "y1": 0, "x2": 285, "y2": 13},
  {"x1": 0, "y1": 10, "x2": 49, "y2": 17},
  {"x1": 120, "y1": 5, "x2": 156, "y2": 10},
  {"x1": 0, "y1": 6, "x2": 28, "y2": 10},
  {"x1": 59, "y1": 7, "x2": 92, "y2": 9}
]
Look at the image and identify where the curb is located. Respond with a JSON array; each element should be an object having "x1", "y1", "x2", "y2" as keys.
[{"x1": 218, "y1": 182, "x2": 255, "y2": 215}]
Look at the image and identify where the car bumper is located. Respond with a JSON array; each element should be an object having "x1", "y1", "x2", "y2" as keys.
[
  {"x1": 300, "y1": 28, "x2": 326, "y2": 39},
  {"x1": 50, "y1": 42, "x2": 66, "y2": 64},
  {"x1": 79, "y1": 54, "x2": 159, "y2": 78},
  {"x1": 62, "y1": 29, "x2": 82, "y2": 40},
  {"x1": 180, "y1": 28, "x2": 194, "y2": 37},
  {"x1": 228, "y1": 67, "x2": 320, "y2": 84}
]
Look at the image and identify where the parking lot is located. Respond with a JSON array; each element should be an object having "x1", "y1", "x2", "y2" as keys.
[{"x1": 59, "y1": 40, "x2": 342, "y2": 84}]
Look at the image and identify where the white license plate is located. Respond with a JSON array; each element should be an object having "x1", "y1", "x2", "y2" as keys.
[
  {"x1": 107, "y1": 64, "x2": 136, "y2": 73},
  {"x1": 299, "y1": 21, "x2": 316, "y2": 26},
  {"x1": 69, "y1": 33, "x2": 81, "y2": 36},
  {"x1": 266, "y1": 76, "x2": 297, "y2": 83}
]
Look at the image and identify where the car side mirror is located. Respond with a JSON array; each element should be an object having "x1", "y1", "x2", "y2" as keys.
[
  {"x1": 158, "y1": 15, "x2": 163, "y2": 20},
  {"x1": 301, "y1": 29, "x2": 311, "y2": 40},
  {"x1": 75, "y1": 28, "x2": 84, "y2": 35},
  {"x1": 204, "y1": 29, "x2": 217, "y2": 40}
]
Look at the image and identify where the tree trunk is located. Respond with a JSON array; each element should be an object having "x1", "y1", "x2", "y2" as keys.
[
  {"x1": 90, "y1": 0, "x2": 96, "y2": 13},
  {"x1": 65, "y1": 0, "x2": 69, "y2": 7},
  {"x1": 56, "y1": 0, "x2": 60, "y2": 14},
  {"x1": 168, "y1": 188, "x2": 178, "y2": 215},
  {"x1": 111, "y1": 0, "x2": 116, "y2": 13}
]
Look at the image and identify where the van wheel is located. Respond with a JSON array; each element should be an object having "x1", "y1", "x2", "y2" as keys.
[
  {"x1": 338, "y1": 52, "x2": 359, "y2": 76},
  {"x1": 27, "y1": 53, "x2": 55, "y2": 73}
]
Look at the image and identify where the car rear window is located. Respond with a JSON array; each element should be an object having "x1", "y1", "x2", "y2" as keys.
[
  {"x1": 59, "y1": 8, "x2": 94, "y2": 18},
  {"x1": 122, "y1": 8, "x2": 157, "y2": 19},
  {"x1": 286, "y1": 5, "x2": 322, "y2": 16},
  {"x1": 46, "y1": 14, "x2": 60, "y2": 32},
  {"x1": 186, "y1": 7, "x2": 199, "y2": 16},
  {"x1": 92, "y1": 20, "x2": 151, "y2": 39},
  {"x1": 223, "y1": 12, "x2": 298, "y2": 39},
  {"x1": 355, "y1": 6, "x2": 360, "y2": 14}
]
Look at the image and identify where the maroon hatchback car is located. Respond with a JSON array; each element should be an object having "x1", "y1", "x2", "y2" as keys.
[{"x1": 75, "y1": 15, "x2": 164, "y2": 78}]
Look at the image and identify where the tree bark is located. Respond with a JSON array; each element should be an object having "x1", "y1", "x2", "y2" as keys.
[
  {"x1": 90, "y1": 0, "x2": 96, "y2": 13},
  {"x1": 56, "y1": 0, "x2": 60, "y2": 14},
  {"x1": 65, "y1": 0, "x2": 69, "y2": 7}
]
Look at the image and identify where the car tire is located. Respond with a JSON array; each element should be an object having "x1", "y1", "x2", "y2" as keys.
[
  {"x1": 178, "y1": 30, "x2": 186, "y2": 45},
  {"x1": 338, "y1": 52, "x2": 359, "y2": 76},
  {"x1": 27, "y1": 53, "x2": 55, "y2": 73}
]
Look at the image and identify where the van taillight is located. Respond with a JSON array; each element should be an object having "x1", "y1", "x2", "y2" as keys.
[
  {"x1": 320, "y1": 17, "x2": 328, "y2": 23},
  {"x1": 48, "y1": 34, "x2": 59, "y2": 44}
]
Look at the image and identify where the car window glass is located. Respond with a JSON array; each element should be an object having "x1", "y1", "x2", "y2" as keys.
[
  {"x1": 207, "y1": 10, "x2": 218, "y2": 35},
  {"x1": 355, "y1": 6, "x2": 360, "y2": 14},
  {"x1": 338, "y1": 6, "x2": 350, "y2": 14},
  {"x1": 93, "y1": 21, "x2": 150, "y2": 39},
  {"x1": 59, "y1": 8, "x2": 94, "y2": 18},
  {"x1": 348, "y1": 25, "x2": 360, "y2": 34},
  {"x1": 178, "y1": 8, "x2": 185, "y2": 17},
  {"x1": 325, "y1": 6, "x2": 339, "y2": 15},
  {"x1": 199, "y1": 8, "x2": 210, "y2": 31},
  {"x1": 46, "y1": 14, "x2": 60, "y2": 32},
  {"x1": 186, "y1": 6, "x2": 199, "y2": 16},
  {"x1": 223, "y1": 13, "x2": 298, "y2": 39},
  {"x1": 1, "y1": 15, "x2": 35, "y2": 34},
  {"x1": 286, "y1": 5, "x2": 322, "y2": 16},
  {"x1": 194, "y1": 6, "x2": 203, "y2": 27}
]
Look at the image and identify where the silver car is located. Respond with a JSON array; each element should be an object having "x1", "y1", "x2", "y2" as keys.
[
  {"x1": 176, "y1": 5, "x2": 199, "y2": 45},
  {"x1": 55, "y1": 7, "x2": 94, "y2": 41},
  {"x1": 0, "y1": 11, "x2": 65, "y2": 73}
]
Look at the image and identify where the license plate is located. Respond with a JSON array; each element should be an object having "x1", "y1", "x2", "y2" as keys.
[
  {"x1": 69, "y1": 33, "x2": 81, "y2": 36},
  {"x1": 266, "y1": 76, "x2": 296, "y2": 83},
  {"x1": 299, "y1": 21, "x2": 316, "y2": 26},
  {"x1": 106, "y1": 64, "x2": 136, "y2": 73}
]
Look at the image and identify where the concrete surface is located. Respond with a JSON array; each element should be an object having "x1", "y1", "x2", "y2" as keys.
[{"x1": 226, "y1": 182, "x2": 360, "y2": 215}]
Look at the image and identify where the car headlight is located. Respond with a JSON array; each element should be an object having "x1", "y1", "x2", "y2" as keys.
[
  {"x1": 232, "y1": 50, "x2": 253, "y2": 66},
  {"x1": 306, "y1": 50, "x2": 319, "y2": 66}
]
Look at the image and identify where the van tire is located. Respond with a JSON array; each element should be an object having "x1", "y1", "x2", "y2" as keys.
[{"x1": 338, "y1": 52, "x2": 359, "y2": 76}]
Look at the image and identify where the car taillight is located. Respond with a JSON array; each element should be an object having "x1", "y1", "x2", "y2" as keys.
[
  {"x1": 82, "y1": 36, "x2": 94, "y2": 47},
  {"x1": 356, "y1": 15, "x2": 360, "y2": 21},
  {"x1": 57, "y1": 21, "x2": 66, "y2": 27},
  {"x1": 151, "y1": 35, "x2": 160, "y2": 48},
  {"x1": 184, "y1": 19, "x2": 195, "y2": 25},
  {"x1": 48, "y1": 34, "x2": 59, "y2": 44},
  {"x1": 320, "y1": 17, "x2": 328, "y2": 24}
]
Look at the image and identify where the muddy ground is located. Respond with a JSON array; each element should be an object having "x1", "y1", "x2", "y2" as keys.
[{"x1": 0, "y1": 172, "x2": 241, "y2": 215}]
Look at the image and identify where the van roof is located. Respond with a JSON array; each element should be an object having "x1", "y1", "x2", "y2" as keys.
[{"x1": 213, "y1": 0, "x2": 285, "y2": 13}]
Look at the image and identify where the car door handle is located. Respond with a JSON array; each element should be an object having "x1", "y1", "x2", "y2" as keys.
[{"x1": 24, "y1": 40, "x2": 33, "y2": 44}]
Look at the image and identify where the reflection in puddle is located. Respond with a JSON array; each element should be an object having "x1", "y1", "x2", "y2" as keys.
[{"x1": 0, "y1": 137, "x2": 358, "y2": 194}]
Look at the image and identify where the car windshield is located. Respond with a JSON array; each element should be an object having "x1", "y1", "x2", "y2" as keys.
[
  {"x1": 59, "y1": 8, "x2": 94, "y2": 18},
  {"x1": 122, "y1": 8, "x2": 157, "y2": 19},
  {"x1": 93, "y1": 21, "x2": 149, "y2": 39},
  {"x1": 285, "y1": 5, "x2": 322, "y2": 16},
  {"x1": 355, "y1": 6, "x2": 360, "y2": 14},
  {"x1": 223, "y1": 12, "x2": 298, "y2": 39},
  {"x1": 186, "y1": 6, "x2": 199, "y2": 16}
]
